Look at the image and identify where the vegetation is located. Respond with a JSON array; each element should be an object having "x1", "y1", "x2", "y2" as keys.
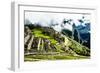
[
  {"x1": 24, "y1": 54, "x2": 89, "y2": 61},
  {"x1": 68, "y1": 37, "x2": 90, "y2": 56},
  {"x1": 24, "y1": 24, "x2": 90, "y2": 62}
]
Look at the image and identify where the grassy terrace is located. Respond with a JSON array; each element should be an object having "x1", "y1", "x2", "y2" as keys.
[
  {"x1": 24, "y1": 27, "x2": 90, "y2": 62},
  {"x1": 24, "y1": 54, "x2": 90, "y2": 62},
  {"x1": 32, "y1": 28, "x2": 58, "y2": 44}
]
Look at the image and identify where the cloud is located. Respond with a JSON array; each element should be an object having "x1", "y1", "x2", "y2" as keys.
[{"x1": 25, "y1": 12, "x2": 90, "y2": 32}]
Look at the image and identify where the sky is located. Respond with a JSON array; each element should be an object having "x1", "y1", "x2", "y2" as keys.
[{"x1": 25, "y1": 11, "x2": 91, "y2": 32}]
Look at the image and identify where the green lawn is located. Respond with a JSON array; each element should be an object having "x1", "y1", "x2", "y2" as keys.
[
  {"x1": 32, "y1": 28, "x2": 58, "y2": 44},
  {"x1": 24, "y1": 54, "x2": 90, "y2": 62}
]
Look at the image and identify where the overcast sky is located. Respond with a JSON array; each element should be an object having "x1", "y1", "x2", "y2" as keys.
[{"x1": 25, "y1": 11, "x2": 90, "y2": 32}]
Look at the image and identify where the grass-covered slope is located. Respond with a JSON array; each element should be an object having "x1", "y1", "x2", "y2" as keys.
[
  {"x1": 68, "y1": 37, "x2": 90, "y2": 56},
  {"x1": 24, "y1": 25, "x2": 90, "y2": 61}
]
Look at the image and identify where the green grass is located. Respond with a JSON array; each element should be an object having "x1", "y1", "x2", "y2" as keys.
[
  {"x1": 32, "y1": 29, "x2": 50, "y2": 38},
  {"x1": 54, "y1": 44, "x2": 64, "y2": 53},
  {"x1": 24, "y1": 54, "x2": 90, "y2": 62},
  {"x1": 68, "y1": 37, "x2": 90, "y2": 56},
  {"x1": 32, "y1": 28, "x2": 58, "y2": 44}
]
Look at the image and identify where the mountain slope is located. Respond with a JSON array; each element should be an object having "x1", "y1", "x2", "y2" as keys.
[{"x1": 24, "y1": 24, "x2": 90, "y2": 61}]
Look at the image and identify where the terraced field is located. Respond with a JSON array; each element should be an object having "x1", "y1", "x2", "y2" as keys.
[{"x1": 24, "y1": 25, "x2": 90, "y2": 62}]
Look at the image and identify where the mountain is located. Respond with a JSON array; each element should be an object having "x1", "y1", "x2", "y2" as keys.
[
  {"x1": 24, "y1": 24, "x2": 90, "y2": 61},
  {"x1": 61, "y1": 18, "x2": 90, "y2": 48}
]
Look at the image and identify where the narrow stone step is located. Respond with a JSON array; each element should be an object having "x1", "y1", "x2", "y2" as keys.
[
  {"x1": 24, "y1": 34, "x2": 31, "y2": 44},
  {"x1": 37, "y1": 38, "x2": 41, "y2": 51},
  {"x1": 27, "y1": 36, "x2": 34, "y2": 50}
]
